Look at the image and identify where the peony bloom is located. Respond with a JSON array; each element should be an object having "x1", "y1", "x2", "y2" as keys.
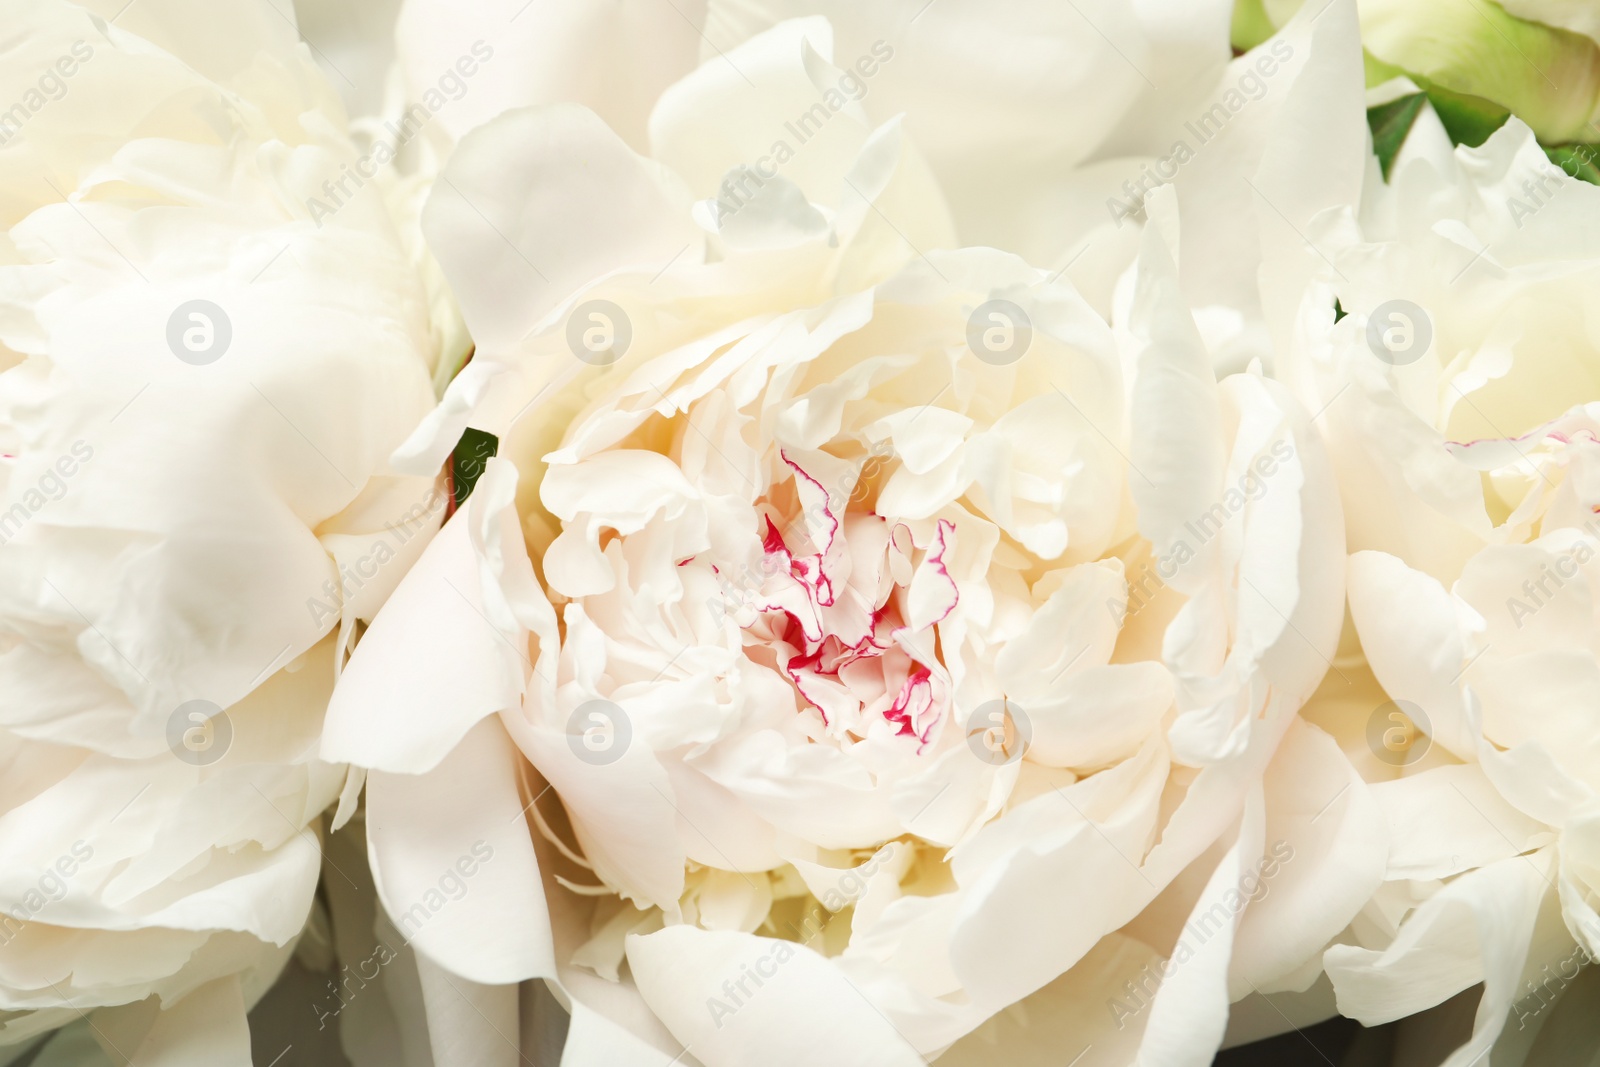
[
  {"x1": 1292, "y1": 103, "x2": 1600, "y2": 1060},
  {"x1": 0, "y1": 0, "x2": 437, "y2": 1058},
  {"x1": 391, "y1": 0, "x2": 1244, "y2": 308},
  {"x1": 326, "y1": 14, "x2": 1353, "y2": 1065}
]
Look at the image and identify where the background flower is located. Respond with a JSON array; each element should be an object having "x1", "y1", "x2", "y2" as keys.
[
  {"x1": 390, "y1": 0, "x2": 1247, "y2": 317},
  {"x1": 0, "y1": 0, "x2": 437, "y2": 1058},
  {"x1": 1289, "y1": 98, "x2": 1600, "y2": 1063}
]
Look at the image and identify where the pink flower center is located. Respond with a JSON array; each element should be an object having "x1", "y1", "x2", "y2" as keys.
[{"x1": 728, "y1": 453, "x2": 958, "y2": 749}]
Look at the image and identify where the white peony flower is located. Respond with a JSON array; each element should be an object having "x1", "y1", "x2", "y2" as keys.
[
  {"x1": 391, "y1": 0, "x2": 1247, "y2": 313},
  {"x1": 1292, "y1": 104, "x2": 1600, "y2": 1061},
  {"x1": 325, "y1": 14, "x2": 1353, "y2": 1066},
  {"x1": 0, "y1": 0, "x2": 437, "y2": 1058}
]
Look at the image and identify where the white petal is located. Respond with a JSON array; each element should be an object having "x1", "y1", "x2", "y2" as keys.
[
  {"x1": 1232, "y1": 719, "x2": 1387, "y2": 992},
  {"x1": 323, "y1": 509, "x2": 524, "y2": 774},
  {"x1": 366, "y1": 717, "x2": 555, "y2": 985},
  {"x1": 414, "y1": 957, "x2": 522, "y2": 1067},
  {"x1": 1324, "y1": 850, "x2": 1550, "y2": 1049},
  {"x1": 626, "y1": 925, "x2": 925, "y2": 1066},
  {"x1": 421, "y1": 104, "x2": 697, "y2": 356}
]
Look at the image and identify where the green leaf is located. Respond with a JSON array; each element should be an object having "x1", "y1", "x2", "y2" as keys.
[
  {"x1": 1368, "y1": 92, "x2": 1428, "y2": 180},
  {"x1": 1423, "y1": 85, "x2": 1511, "y2": 148},
  {"x1": 1545, "y1": 144, "x2": 1600, "y2": 185},
  {"x1": 450, "y1": 427, "x2": 499, "y2": 509},
  {"x1": 1334, "y1": 298, "x2": 1347, "y2": 323}
]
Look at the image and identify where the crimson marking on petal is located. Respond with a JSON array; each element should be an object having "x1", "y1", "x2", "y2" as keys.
[
  {"x1": 781, "y1": 450, "x2": 841, "y2": 550},
  {"x1": 780, "y1": 450, "x2": 842, "y2": 606},
  {"x1": 913, "y1": 518, "x2": 960, "y2": 631},
  {"x1": 739, "y1": 477, "x2": 956, "y2": 748},
  {"x1": 788, "y1": 664, "x2": 833, "y2": 726},
  {"x1": 761, "y1": 515, "x2": 791, "y2": 559},
  {"x1": 883, "y1": 665, "x2": 940, "y2": 746}
]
